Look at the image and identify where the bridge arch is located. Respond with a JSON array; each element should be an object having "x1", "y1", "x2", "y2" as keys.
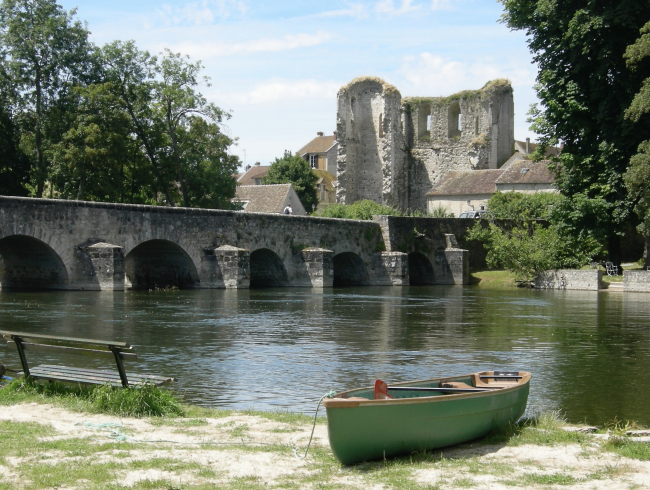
[
  {"x1": 333, "y1": 252, "x2": 369, "y2": 286},
  {"x1": 0, "y1": 234, "x2": 70, "y2": 289},
  {"x1": 408, "y1": 252, "x2": 435, "y2": 285},
  {"x1": 250, "y1": 248, "x2": 289, "y2": 288},
  {"x1": 124, "y1": 239, "x2": 199, "y2": 290}
]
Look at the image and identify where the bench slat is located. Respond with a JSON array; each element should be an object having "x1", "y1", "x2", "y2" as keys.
[
  {"x1": 33, "y1": 364, "x2": 174, "y2": 383},
  {"x1": 26, "y1": 365, "x2": 175, "y2": 386},
  {"x1": 6, "y1": 341, "x2": 137, "y2": 361},
  {"x1": 0, "y1": 330, "x2": 130, "y2": 348}
]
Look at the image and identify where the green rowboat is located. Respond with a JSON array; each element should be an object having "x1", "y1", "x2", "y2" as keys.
[{"x1": 323, "y1": 370, "x2": 531, "y2": 465}]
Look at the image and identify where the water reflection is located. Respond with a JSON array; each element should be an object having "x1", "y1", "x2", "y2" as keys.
[{"x1": 0, "y1": 287, "x2": 648, "y2": 426}]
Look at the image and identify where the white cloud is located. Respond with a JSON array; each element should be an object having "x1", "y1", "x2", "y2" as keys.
[
  {"x1": 314, "y1": 4, "x2": 369, "y2": 19},
  {"x1": 395, "y1": 52, "x2": 535, "y2": 97},
  {"x1": 225, "y1": 79, "x2": 341, "y2": 105},
  {"x1": 157, "y1": 0, "x2": 247, "y2": 26},
  {"x1": 430, "y1": 0, "x2": 455, "y2": 10},
  {"x1": 376, "y1": 0, "x2": 421, "y2": 16},
  {"x1": 164, "y1": 31, "x2": 332, "y2": 59}
]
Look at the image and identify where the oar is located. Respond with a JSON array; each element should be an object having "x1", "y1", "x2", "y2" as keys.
[{"x1": 387, "y1": 386, "x2": 496, "y2": 393}]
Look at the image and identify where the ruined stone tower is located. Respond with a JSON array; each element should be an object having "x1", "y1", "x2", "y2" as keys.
[{"x1": 336, "y1": 77, "x2": 514, "y2": 211}]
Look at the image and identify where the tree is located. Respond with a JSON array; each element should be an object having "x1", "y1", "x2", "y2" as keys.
[
  {"x1": 500, "y1": 0, "x2": 650, "y2": 263},
  {"x1": 0, "y1": 0, "x2": 92, "y2": 197},
  {"x1": 467, "y1": 192, "x2": 601, "y2": 284},
  {"x1": 263, "y1": 151, "x2": 318, "y2": 212},
  {"x1": 98, "y1": 41, "x2": 239, "y2": 208},
  {"x1": 623, "y1": 22, "x2": 650, "y2": 261}
]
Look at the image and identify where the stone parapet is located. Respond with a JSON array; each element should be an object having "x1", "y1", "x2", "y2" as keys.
[
  {"x1": 535, "y1": 270, "x2": 602, "y2": 291},
  {"x1": 624, "y1": 270, "x2": 650, "y2": 292}
]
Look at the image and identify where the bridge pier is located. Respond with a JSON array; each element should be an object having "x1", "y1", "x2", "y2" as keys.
[
  {"x1": 86, "y1": 243, "x2": 125, "y2": 291},
  {"x1": 293, "y1": 248, "x2": 333, "y2": 287},
  {"x1": 371, "y1": 252, "x2": 409, "y2": 286},
  {"x1": 209, "y1": 245, "x2": 250, "y2": 289}
]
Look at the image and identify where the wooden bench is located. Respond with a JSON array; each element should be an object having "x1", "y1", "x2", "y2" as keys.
[{"x1": 0, "y1": 330, "x2": 175, "y2": 387}]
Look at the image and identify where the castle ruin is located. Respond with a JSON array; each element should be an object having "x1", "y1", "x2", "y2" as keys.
[{"x1": 335, "y1": 77, "x2": 514, "y2": 211}]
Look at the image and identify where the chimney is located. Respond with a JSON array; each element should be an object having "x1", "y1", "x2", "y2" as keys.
[
  {"x1": 254, "y1": 161, "x2": 260, "y2": 166},
  {"x1": 245, "y1": 164, "x2": 251, "y2": 171},
  {"x1": 333, "y1": 131, "x2": 338, "y2": 141},
  {"x1": 525, "y1": 137, "x2": 530, "y2": 154},
  {"x1": 317, "y1": 131, "x2": 324, "y2": 137}
]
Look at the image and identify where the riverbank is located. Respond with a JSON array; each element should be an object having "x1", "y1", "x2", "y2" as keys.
[{"x1": 1, "y1": 398, "x2": 649, "y2": 489}]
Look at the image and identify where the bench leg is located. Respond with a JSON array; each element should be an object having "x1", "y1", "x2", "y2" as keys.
[
  {"x1": 11, "y1": 335, "x2": 30, "y2": 377},
  {"x1": 110, "y1": 347, "x2": 129, "y2": 388}
]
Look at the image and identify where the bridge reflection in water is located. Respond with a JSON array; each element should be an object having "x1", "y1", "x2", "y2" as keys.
[{"x1": 0, "y1": 286, "x2": 648, "y2": 427}]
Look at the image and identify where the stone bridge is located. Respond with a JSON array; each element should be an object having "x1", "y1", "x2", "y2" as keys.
[{"x1": 0, "y1": 196, "x2": 468, "y2": 291}]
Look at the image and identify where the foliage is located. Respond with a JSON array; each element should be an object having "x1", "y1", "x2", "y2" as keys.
[
  {"x1": 0, "y1": 376, "x2": 184, "y2": 417},
  {"x1": 0, "y1": 0, "x2": 93, "y2": 197},
  {"x1": 624, "y1": 23, "x2": 650, "y2": 244},
  {"x1": 429, "y1": 203, "x2": 454, "y2": 218},
  {"x1": 468, "y1": 192, "x2": 602, "y2": 282},
  {"x1": 487, "y1": 191, "x2": 563, "y2": 220},
  {"x1": 0, "y1": 103, "x2": 29, "y2": 195},
  {"x1": 316, "y1": 199, "x2": 402, "y2": 220},
  {"x1": 499, "y1": 0, "x2": 650, "y2": 261},
  {"x1": 262, "y1": 150, "x2": 318, "y2": 212},
  {"x1": 468, "y1": 220, "x2": 600, "y2": 284},
  {"x1": 0, "y1": 2, "x2": 240, "y2": 209}
]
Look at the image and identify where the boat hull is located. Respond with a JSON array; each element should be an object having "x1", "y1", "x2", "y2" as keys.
[{"x1": 323, "y1": 372, "x2": 530, "y2": 465}]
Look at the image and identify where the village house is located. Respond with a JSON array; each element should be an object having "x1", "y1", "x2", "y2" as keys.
[
  {"x1": 233, "y1": 184, "x2": 307, "y2": 215},
  {"x1": 426, "y1": 140, "x2": 558, "y2": 216}
]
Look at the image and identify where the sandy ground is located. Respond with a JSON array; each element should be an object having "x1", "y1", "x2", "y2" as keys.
[{"x1": 1, "y1": 403, "x2": 650, "y2": 489}]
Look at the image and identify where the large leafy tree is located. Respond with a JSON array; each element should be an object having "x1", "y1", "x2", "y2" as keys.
[
  {"x1": 500, "y1": 0, "x2": 650, "y2": 263},
  {"x1": 263, "y1": 151, "x2": 318, "y2": 212},
  {"x1": 0, "y1": 0, "x2": 92, "y2": 197},
  {"x1": 623, "y1": 22, "x2": 650, "y2": 260},
  {"x1": 98, "y1": 42, "x2": 239, "y2": 208}
]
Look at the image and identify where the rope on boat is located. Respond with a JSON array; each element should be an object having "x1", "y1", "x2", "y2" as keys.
[{"x1": 295, "y1": 390, "x2": 337, "y2": 460}]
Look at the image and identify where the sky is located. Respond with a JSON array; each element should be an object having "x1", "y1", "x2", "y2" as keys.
[{"x1": 59, "y1": 0, "x2": 540, "y2": 169}]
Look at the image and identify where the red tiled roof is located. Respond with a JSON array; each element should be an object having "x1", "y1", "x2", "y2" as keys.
[
  {"x1": 298, "y1": 135, "x2": 337, "y2": 156},
  {"x1": 234, "y1": 184, "x2": 293, "y2": 214},
  {"x1": 496, "y1": 160, "x2": 555, "y2": 185},
  {"x1": 237, "y1": 165, "x2": 270, "y2": 186}
]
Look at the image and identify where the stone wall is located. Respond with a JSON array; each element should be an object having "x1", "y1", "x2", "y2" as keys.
[
  {"x1": 624, "y1": 270, "x2": 650, "y2": 292},
  {"x1": 0, "y1": 196, "x2": 470, "y2": 290},
  {"x1": 535, "y1": 270, "x2": 602, "y2": 291},
  {"x1": 336, "y1": 77, "x2": 406, "y2": 208},
  {"x1": 336, "y1": 78, "x2": 514, "y2": 212}
]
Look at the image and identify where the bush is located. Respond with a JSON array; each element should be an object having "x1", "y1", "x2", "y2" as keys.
[
  {"x1": 0, "y1": 377, "x2": 184, "y2": 417},
  {"x1": 316, "y1": 200, "x2": 402, "y2": 220}
]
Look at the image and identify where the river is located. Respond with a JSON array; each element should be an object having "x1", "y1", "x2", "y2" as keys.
[{"x1": 1, "y1": 286, "x2": 648, "y2": 426}]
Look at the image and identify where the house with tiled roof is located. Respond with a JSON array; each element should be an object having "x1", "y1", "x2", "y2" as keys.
[
  {"x1": 237, "y1": 162, "x2": 270, "y2": 186},
  {"x1": 233, "y1": 184, "x2": 307, "y2": 215},
  {"x1": 426, "y1": 159, "x2": 557, "y2": 216},
  {"x1": 297, "y1": 131, "x2": 338, "y2": 175}
]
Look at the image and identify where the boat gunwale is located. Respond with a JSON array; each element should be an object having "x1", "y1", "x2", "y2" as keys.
[{"x1": 322, "y1": 371, "x2": 531, "y2": 408}]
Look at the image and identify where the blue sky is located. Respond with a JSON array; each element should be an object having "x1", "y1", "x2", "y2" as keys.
[{"x1": 59, "y1": 0, "x2": 539, "y2": 168}]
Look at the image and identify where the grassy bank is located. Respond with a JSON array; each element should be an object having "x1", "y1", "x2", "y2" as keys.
[
  {"x1": 1, "y1": 379, "x2": 650, "y2": 489},
  {"x1": 469, "y1": 270, "x2": 518, "y2": 288}
]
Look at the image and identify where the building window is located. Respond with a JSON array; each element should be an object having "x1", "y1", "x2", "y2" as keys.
[
  {"x1": 448, "y1": 101, "x2": 461, "y2": 138},
  {"x1": 379, "y1": 113, "x2": 384, "y2": 138},
  {"x1": 418, "y1": 104, "x2": 431, "y2": 140},
  {"x1": 310, "y1": 154, "x2": 318, "y2": 169}
]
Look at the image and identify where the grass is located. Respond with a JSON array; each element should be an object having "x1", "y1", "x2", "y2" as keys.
[
  {"x1": 2, "y1": 384, "x2": 650, "y2": 490},
  {"x1": 469, "y1": 270, "x2": 517, "y2": 288},
  {"x1": 0, "y1": 377, "x2": 184, "y2": 417}
]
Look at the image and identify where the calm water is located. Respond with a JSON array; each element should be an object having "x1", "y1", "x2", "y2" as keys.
[{"x1": 1, "y1": 286, "x2": 649, "y2": 426}]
